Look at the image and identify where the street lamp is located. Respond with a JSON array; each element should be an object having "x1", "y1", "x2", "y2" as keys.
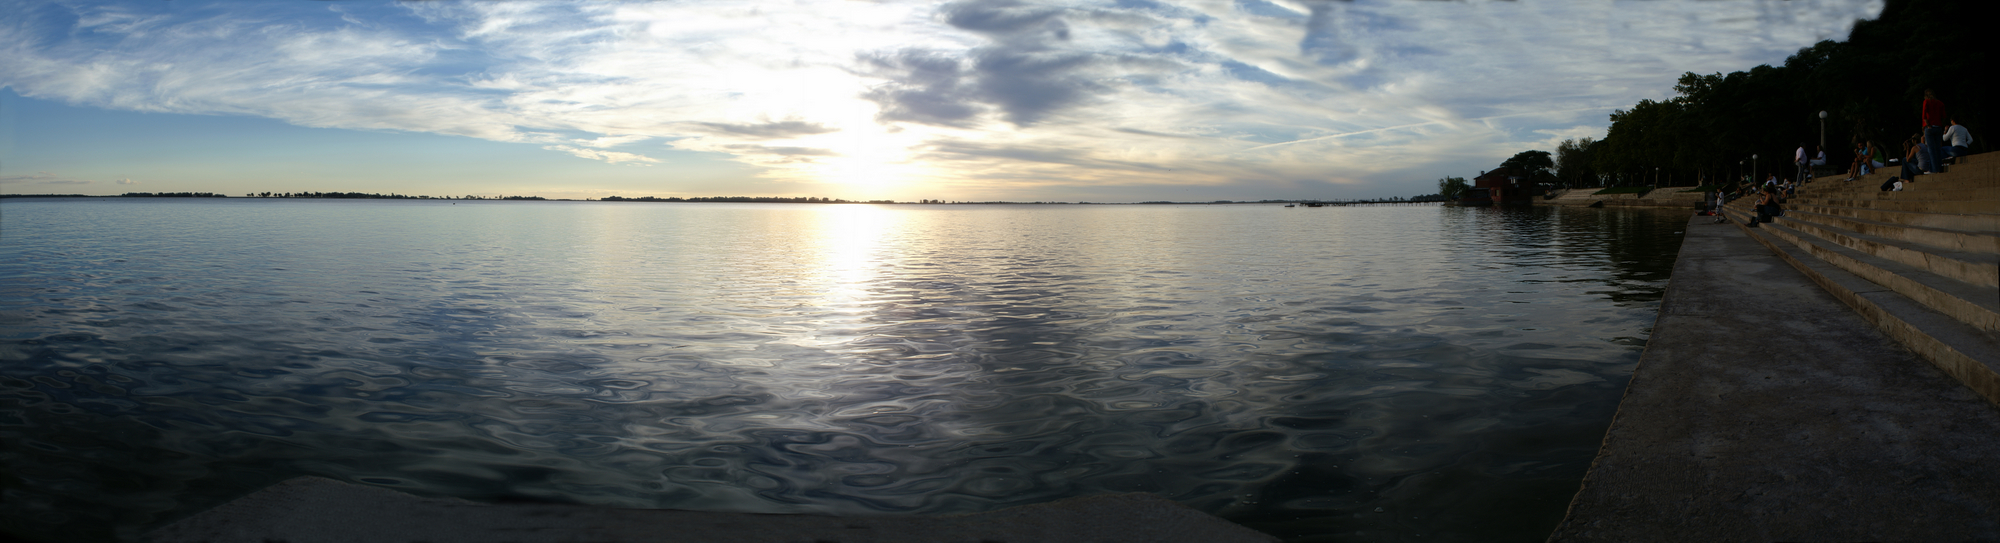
[
  {"x1": 1655, "y1": 167, "x2": 1660, "y2": 188},
  {"x1": 1819, "y1": 110, "x2": 1829, "y2": 152},
  {"x1": 1753, "y1": 154, "x2": 1759, "y2": 183}
]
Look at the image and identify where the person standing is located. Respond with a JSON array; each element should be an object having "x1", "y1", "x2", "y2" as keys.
[
  {"x1": 1943, "y1": 118, "x2": 1974, "y2": 163},
  {"x1": 1921, "y1": 89, "x2": 1946, "y2": 173}
]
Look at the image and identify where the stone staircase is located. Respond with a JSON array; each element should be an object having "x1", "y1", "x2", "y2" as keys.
[
  {"x1": 1720, "y1": 152, "x2": 2000, "y2": 404},
  {"x1": 1543, "y1": 186, "x2": 1708, "y2": 207}
]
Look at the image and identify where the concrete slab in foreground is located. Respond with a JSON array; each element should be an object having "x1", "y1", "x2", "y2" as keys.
[
  {"x1": 1548, "y1": 215, "x2": 2000, "y2": 541},
  {"x1": 145, "y1": 476, "x2": 1277, "y2": 543}
]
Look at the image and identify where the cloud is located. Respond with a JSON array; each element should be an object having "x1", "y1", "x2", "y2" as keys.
[
  {"x1": 1112, "y1": 127, "x2": 1200, "y2": 139},
  {"x1": 577, "y1": 135, "x2": 652, "y2": 148},
  {"x1": 0, "y1": 172, "x2": 90, "y2": 185},
  {"x1": 0, "y1": 0, "x2": 1886, "y2": 200},
  {"x1": 686, "y1": 120, "x2": 840, "y2": 140},
  {"x1": 718, "y1": 144, "x2": 841, "y2": 157},
  {"x1": 116, "y1": 178, "x2": 138, "y2": 185},
  {"x1": 543, "y1": 145, "x2": 660, "y2": 165},
  {"x1": 861, "y1": 0, "x2": 1182, "y2": 128},
  {"x1": 941, "y1": 0, "x2": 1067, "y2": 36},
  {"x1": 861, "y1": 49, "x2": 983, "y2": 127}
]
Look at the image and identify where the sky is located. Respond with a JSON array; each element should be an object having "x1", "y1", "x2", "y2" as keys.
[{"x1": 0, "y1": 0, "x2": 1884, "y2": 202}]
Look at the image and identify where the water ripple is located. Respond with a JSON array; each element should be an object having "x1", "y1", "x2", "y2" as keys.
[{"x1": 0, "y1": 200, "x2": 1685, "y2": 542}]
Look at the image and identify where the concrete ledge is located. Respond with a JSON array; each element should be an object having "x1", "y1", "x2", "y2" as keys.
[
  {"x1": 1782, "y1": 215, "x2": 2000, "y2": 288},
  {"x1": 1787, "y1": 208, "x2": 2000, "y2": 256},
  {"x1": 144, "y1": 477, "x2": 1278, "y2": 543},
  {"x1": 1542, "y1": 187, "x2": 1706, "y2": 208},
  {"x1": 1721, "y1": 206, "x2": 2000, "y2": 406},
  {"x1": 1789, "y1": 201, "x2": 2000, "y2": 233},
  {"x1": 1549, "y1": 215, "x2": 2000, "y2": 541},
  {"x1": 1746, "y1": 214, "x2": 2000, "y2": 331}
]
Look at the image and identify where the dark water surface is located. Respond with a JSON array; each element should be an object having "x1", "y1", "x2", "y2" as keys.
[{"x1": 0, "y1": 199, "x2": 1687, "y2": 542}]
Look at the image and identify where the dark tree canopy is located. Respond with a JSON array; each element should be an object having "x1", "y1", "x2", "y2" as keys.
[
  {"x1": 1580, "y1": 0, "x2": 1990, "y2": 188},
  {"x1": 1556, "y1": 137, "x2": 1599, "y2": 188},
  {"x1": 1500, "y1": 150, "x2": 1555, "y2": 179}
]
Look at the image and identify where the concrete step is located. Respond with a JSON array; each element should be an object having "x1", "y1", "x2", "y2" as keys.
[
  {"x1": 1718, "y1": 203, "x2": 2000, "y2": 405},
  {"x1": 1803, "y1": 186, "x2": 2000, "y2": 202},
  {"x1": 1729, "y1": 208, "x2": 2000, "y2": 332},
  {"x1": 1803, "y1": 159, "x2": 2000, "y2": 186},
  {"x1": 1775, "y1": 209, "x2": 1999, "y2": 288},
  {"x1": 1787, "y1": 201, "x2": 2000, "y2": 233},
  {"x1": 1779, "y1": 206, "x2": 2000, "y2": 255},
  {"x1": 1796, "y1": 197, "x2": 2000, "y2": 217},
  {"x1": 1801, "y1": 175, "x2": 2000, "y2": 198}
]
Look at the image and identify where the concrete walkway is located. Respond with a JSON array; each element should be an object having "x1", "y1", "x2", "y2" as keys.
[{"x1": 1548, "y1": 214, "x2": 2000, "y2": 541}]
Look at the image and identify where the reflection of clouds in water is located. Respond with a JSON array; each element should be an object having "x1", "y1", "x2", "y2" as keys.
[{"x1": 0, "y1": 201, "x2": 1685, "y2": 542}]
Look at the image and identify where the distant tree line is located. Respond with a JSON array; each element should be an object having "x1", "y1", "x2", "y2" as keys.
[
  {"x1": 122, "y1": 192, "x2": 226, "y2": 197},
  {"x1": 1510, "y1": 0, "x2": 1987, "y2": 189},
  {"x1": 601, "y1": 195, "x2": 889, "y2": 203},
  {"x1": 244, "y1": 192, "x2": 544, "y2": 200}
]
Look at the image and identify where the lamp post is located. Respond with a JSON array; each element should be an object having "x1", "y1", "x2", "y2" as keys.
[
  {"x1": 1819, "y1": 110, "x2": 1828, "y2": 152},
  {"x1": 1655, "y1": 167, "x2": 1660, "y2": 188},
  {"x1": 1753, "y1": 153, "x2": 1759, "y2": 184}
]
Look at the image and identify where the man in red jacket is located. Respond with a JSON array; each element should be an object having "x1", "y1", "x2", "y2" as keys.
[{"x1": 1921, "y1": 89, "x2": 1946, "y2": 174}]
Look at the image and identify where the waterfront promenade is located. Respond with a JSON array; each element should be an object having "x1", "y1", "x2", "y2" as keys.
[{"x1": 1548, "y1": 212, "x2": 2000, "y2": 541}]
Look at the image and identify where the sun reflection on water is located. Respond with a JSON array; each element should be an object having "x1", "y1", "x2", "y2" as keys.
[{"x1": 0, "y1": 200, "x2": 1689, "y2": 543}]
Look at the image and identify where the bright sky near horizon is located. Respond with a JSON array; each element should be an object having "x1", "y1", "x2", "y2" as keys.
[{"x1": 2, "y1": 0, "x2": 1882, "y2": 202}]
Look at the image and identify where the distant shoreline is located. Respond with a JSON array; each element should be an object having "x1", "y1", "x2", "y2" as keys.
[{"x1": 1, "y1": 193, "x2": 1442, "y2": 206}]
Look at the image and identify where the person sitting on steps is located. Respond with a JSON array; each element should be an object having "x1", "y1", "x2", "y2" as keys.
[
  {"x1": 1808, "y1": 145, "x2": 1827, "y2": 182},
  {"x1": 1750, "y1": 186, "x2": 1779, "y2": 227},
  {"x1": 1943, "y1": 118, "x2": 1973, "y2": 164},
  {"x1": 1869, "y1": 139, "x2": 1888, "y2": 174},
  {"x1": 1845, "y1": 139, "x2": 1880, "y2": 181},
  {"x1": 1882, "y1": 134, "x2": 1925, "y2": 191}
]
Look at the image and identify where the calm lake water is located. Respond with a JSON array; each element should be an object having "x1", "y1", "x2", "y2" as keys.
[{"x1": 0, "y1": 198, "x2": 1687, "y2": 542}]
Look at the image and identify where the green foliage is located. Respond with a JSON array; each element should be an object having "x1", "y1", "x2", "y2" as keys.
[
  {"x1": 1499, "y1": 150, "x2": 1559, "y2": 188},
  {"x1": 1436, "y1": 176, "x2": 1470, "y2": 199},
  {"x1": 1500, "y1": 150, "x2": 1554, "y2": 177},
  {"x1": 1589, "y1": 0, "x2": 1991, "y2": 186},
  {"x1": 1556, "y1": 137, "x2": 1599, "y2": 187}
]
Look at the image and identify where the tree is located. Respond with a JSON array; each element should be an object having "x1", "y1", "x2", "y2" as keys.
[
  {"x1": 1500, "y1": 150, "x2": 1557, "y2": 187},
  {"x1": 1556, "y1": 138, "x2": 1598, "y2": 188},
  {"x1": 1501, "y1": 150, "x2": 1554, "y2": 177},
  {"x1": 1437, "y1": 176, "x2": 1470, "y2": 199}
]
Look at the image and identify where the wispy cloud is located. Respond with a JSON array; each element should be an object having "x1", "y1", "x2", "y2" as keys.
[
  {"x1": 0, "y1": 171, "x2": 91, "y2": 185},
  {"x1": 0, "y1": 0, "x2": 1883, "y2": 199},
  {"x1": 543, "y1": 145, "x2": 660, "y2": 165},
  {"x1": 687, "y1": 120, "x2": 841, "y2": 139}
]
